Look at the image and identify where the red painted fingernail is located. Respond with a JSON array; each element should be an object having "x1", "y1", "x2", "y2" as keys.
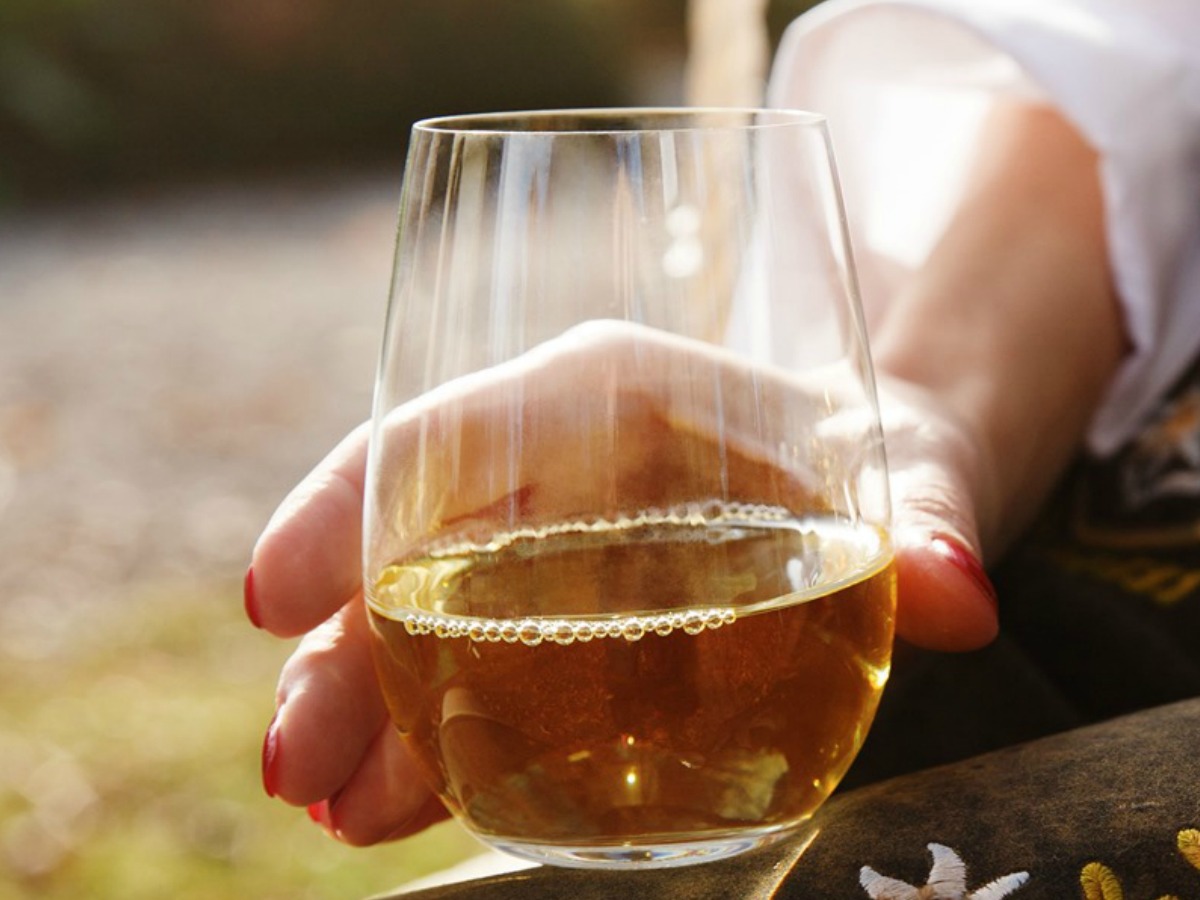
[
  {"x1": 244, "y1": 566, "x2": 263, "y2": 629},
  {"x1": 309, "y1": 793, "x2": 344, "y2": 841},
  {"x1": 261, "y1": 712, "x2": 281, "y2": 798},
  {"x1": 932, "y1": 533, "x2": 998, "y2": 610},
  {"x1": 308, "y1": 800, "x2": 332, "y2": 829}
]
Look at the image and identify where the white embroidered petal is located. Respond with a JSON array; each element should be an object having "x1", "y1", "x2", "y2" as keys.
[
  {"x1": 859, "y1": 866, "x2": 921, "y2": 900},
  {"x1": 860, "y1": 844, "x2": 1032, "y2": 900},
  {"x1": 967, "y1": 872, "x2": 1031, "y2": 900},
  {"x1": 926, "y1": 843, "x2": 968, "y2": 899}
]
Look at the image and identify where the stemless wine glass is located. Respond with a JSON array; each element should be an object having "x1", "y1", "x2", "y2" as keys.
[{"x1": 363, "y1": 109, "x2": 895, "y2": 870}]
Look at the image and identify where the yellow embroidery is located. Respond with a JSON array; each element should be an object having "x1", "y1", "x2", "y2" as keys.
[
  {"x1": 1180, "y1": 829, "x2": 1200, "y2": 870},
  {"x1": 1078, "y1": 865, "x2": 1180, "y2": 900},
  {"x1": 1081, "y1": 863, "x2": 1124, "y2": 900},
  {"x1": 1047, "y1": 548, "x2": 1200, "y2": 607},
  {"x1": 1080, "y1": 829, "x2": 1200, "y2": 898}
]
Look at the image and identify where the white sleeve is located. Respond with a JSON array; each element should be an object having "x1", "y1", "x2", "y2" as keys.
[{"x1": 769, "y1": 0, "x2": 1200, "y2": 455}]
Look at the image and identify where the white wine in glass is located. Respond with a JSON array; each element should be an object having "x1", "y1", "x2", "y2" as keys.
[{"x1": 363, "y1": 109, "x2": 894, "y2": 869}]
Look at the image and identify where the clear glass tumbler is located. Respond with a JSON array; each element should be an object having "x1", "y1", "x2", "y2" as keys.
[{"x1": 363, "y1": 109, "x2": 894, "y2": 869}]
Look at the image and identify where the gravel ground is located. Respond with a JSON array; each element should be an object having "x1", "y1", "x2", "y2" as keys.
[{"x1": 0, "y1": 173, "x2": 401, "y2": 658}]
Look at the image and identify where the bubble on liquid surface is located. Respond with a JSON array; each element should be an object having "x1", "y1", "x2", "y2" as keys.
[
  {"x1": 397, "y1": 607, "x2": 737, "y2": 647},
  {"x1": 622, "y1": 619, "x2": 646, "y2": 641},
  {"x1": 517, "y1": 620, "x2": 544, "y2": 646}
]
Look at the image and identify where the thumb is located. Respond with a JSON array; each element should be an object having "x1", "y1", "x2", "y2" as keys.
[
  {"x1": 892, "y1": 527, "x2": 999, "y2": 652},
  {"x1": 880, "y1": 383, "x2": 1001, "y2": 652}
]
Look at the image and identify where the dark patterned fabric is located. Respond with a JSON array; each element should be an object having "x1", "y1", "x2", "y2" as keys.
[{"x1": 846, "y1": 357, "x2": 1200, "y2": 789}]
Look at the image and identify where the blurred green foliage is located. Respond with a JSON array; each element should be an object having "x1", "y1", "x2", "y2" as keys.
[
  {"x1": 0, "y1": 0, "x2": 668, "y2": 205},
  {"x1": 0, "y1": 0, "x2": 819, "y2": 206}
]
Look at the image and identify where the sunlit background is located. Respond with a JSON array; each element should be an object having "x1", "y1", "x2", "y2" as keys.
[{"x1": 0, "y1": 2, "x2": 816, "y2": 897}]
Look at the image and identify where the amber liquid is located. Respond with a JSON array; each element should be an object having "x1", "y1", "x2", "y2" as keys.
[{"x1": 367, "y1": 508, "x2": 895, "y2": 853}]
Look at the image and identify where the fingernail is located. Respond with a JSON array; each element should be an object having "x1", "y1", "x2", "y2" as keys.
[
  {"x1": 244, "y1": 566, "x2": 263, "y2": 629},
  {"x1": 308, "y1": 800, "x2": 333, "y2": 830},
  {"x1": 931, "y1": 533, "x2": 998, "y2": 610},
  {"x1": 310, "y1": 793, "x2": 345, "y2": 841},
  {"x1": 261, "y1": 711, "x2": 281, "y2": 798}
]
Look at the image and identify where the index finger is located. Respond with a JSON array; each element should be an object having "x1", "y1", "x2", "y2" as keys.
[{"x1": 248, "y1": 422, "x2": 370, "y2": 637}]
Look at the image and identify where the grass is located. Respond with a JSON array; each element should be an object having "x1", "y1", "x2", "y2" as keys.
[{"x1": 0, "y1": 578, "x2": 482, "y2": 900}]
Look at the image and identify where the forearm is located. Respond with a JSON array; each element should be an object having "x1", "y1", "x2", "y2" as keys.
[{"x1": 871, "y1": 101, "x2": 1127, "y2": 557}]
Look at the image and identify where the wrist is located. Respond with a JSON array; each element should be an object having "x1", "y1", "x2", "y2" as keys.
[{"x1": 872, "y1": 102, "x2": 1126, "y2": 554}]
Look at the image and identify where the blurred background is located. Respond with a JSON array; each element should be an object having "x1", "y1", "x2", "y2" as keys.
[{"x1": 0, "y1": 1, "x2": 816, "y2": 897}]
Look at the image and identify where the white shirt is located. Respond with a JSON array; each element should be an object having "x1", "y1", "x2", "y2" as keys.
[{"x1": 770, "y1": 0, "x2": 1200, "y2": 455}]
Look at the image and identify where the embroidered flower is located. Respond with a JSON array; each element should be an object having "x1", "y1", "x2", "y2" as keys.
[{"x1": 860, "y1": 843, "x2": 1030, "y2": 900}]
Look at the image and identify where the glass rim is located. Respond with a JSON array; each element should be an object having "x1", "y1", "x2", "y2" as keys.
[{"x1": 412, "y1": 107, "x2": 827, "y2": 136}]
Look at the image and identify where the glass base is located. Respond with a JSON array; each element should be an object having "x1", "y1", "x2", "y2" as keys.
[{"x1": 484, "y1": 823, "x2": 813, "y2": 870}]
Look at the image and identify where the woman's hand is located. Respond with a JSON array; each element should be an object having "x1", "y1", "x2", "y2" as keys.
[
  {"x1": 245, "y1": 367, "x2": 1012, "y2": 845},
  {"x1": 248, "y1": 424, "x2": 449, "y2": 845},
  {"x1": 245, "y1": 101, "x2": 1126, "y2": 845}
]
